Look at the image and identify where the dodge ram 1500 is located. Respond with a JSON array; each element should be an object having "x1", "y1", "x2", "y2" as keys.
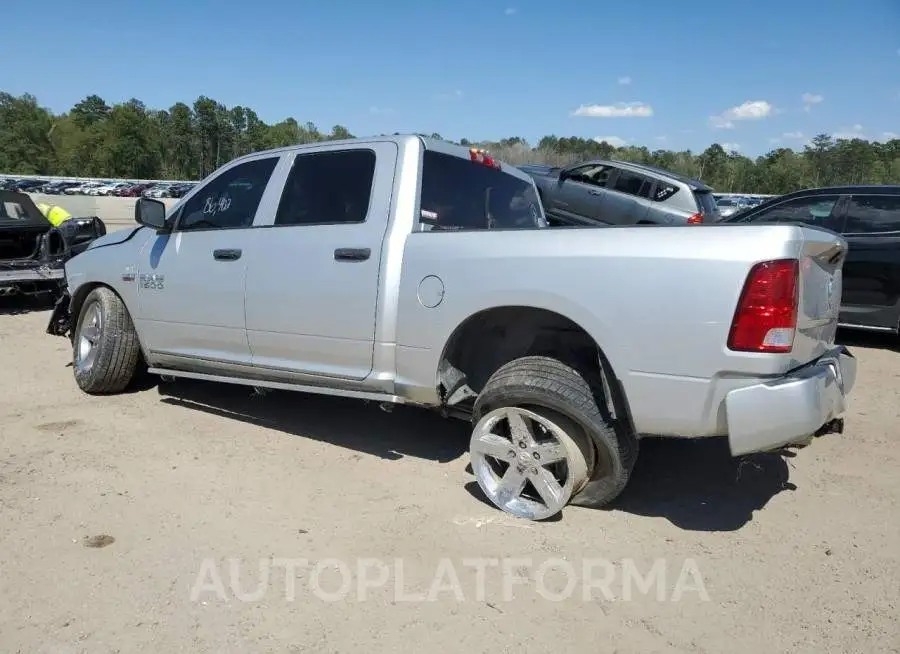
[{"x1": 46, "y1": 135, "x2": 856, "y2": 521}]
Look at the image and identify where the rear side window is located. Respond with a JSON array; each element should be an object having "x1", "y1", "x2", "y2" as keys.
[
  {"x1": 419, "y1": 151, "x2": 545, "y2": 230},
  {"x1": 275, "y1": 149, "x2": 376, "y2": 226},
  {"x1": 654, "y1": 183, "x2": 679, "y2": 202},
  {"x1": 612, "y1": 170, "x2": 651, "y2": 197},
  {"x1": 694, "y1": 191, "x2": 718, "y2": 215},
  {"x1": 734, "y1": 195, "x2": 840, "y2": 225},
  {"x1": 843, "y1": 195, "x2": 900, "y2": 234}
]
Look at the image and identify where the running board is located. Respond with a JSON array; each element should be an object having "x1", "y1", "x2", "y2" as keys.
[
  {"x1": 837, "y1": 322, "x2": 896, "y2": 333},
  {"x1": 147, "y1": 367, "x2": 408, "y2": 405}
]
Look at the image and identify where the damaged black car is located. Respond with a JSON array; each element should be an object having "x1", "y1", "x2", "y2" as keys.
[{"x1": 0, "y1": 190, "x2": 106, "y2": 299}]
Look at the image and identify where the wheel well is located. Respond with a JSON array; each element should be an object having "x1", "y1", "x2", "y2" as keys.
[
  {"x1": 438, "y1": 306, "x2": 632, "y2": 427},
  {"x1": 69, "y1": 282, "x2": 150, "y2": 366},
  {"x1": 69, "y1": 282, "x2": 111, "y2": 327}
]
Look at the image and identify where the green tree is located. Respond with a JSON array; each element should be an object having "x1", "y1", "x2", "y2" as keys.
[{"x1": 1, "y1": 90, "x2": 899, "y2": 191}]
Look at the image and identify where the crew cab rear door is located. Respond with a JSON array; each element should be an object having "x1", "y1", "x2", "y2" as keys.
[{"x1": 243, "y1": 141, "x2": 397, "y2": 380}]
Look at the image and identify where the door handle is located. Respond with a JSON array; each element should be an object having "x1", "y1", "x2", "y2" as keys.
[
  {"x1": 334, "y1": 247, "x2": 371, "y2": 262},
  {"x1": 588, "y1": 189, "x2": 603, "y2": 196},
  {"x1": 213, "y1": 248, "x2": 242, "y2": 261}
]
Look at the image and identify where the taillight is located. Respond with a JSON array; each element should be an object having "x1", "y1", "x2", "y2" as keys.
[
  {"x1": 727, "y1": 259, "x2": 799, "y2": 353},
  {"x1": 687, "y1": 212, "x2": 703, "y2": 224}
]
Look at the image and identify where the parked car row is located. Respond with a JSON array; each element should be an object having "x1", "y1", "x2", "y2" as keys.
[
  {"x1": 714, "y1": 195, "x2": 767, "y2": 217},
  {"x1": 0, "y1": 177, "x2": 196, "y2": 199}
]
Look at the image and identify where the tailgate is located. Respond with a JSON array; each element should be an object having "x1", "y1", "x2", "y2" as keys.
[{"x1": 793, "y1": 226, "x2": 847, "y2": 363}]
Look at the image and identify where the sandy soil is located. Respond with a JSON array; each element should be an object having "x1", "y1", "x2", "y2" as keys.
[{"x1": 0, "y1": 302, "x2": 897, "y2": 654}]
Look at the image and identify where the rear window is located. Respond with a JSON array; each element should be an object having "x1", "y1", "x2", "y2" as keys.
[
  {"x1": 695, "y1": 191, "x2": 719, "y2": 216},
  {"x1": 419, "y1": 151, "x2": 546, "y2": 230},
  {"x1": 1, "y1": 200, "x2": 31, "y2": 221}
]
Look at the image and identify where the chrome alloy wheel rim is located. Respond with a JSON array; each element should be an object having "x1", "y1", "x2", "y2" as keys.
[
  {"x1": 75, "y1": 301, "x2": 102, "y2": 374},
  {"x1": 470, "y1": 407, "x2": 589, "y2": 520}
]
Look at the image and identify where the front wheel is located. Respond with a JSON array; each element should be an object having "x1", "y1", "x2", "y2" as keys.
[{"x1": 73, "y1": 287, "x2": 142, "y2": 394}]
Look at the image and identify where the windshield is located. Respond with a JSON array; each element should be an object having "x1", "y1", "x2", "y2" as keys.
[{"x1": 0, "y1": 200, "x2": 30, "y2": 222}]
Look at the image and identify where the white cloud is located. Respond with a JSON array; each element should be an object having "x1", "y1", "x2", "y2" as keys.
[
  {"x1": 435, "y1": 89, "x2": 464, "y2": 101},
  {"x1": 504, "y1": 7, "x2": 517, "y2": 15},
  {"x1": 709, "y1": 116, "x2": 735, "y2": 129},
  {"x1": 802, "y1": 92, "x2": 824, "y2": 111},
  {"x1": 833, "y1": 124, "x2": 865, "y2": 140},
  {"x1": 593, "y1": 136, "x2": 628, "y2": 147},
  {"x1": 617, "y1": 76, "x2": 632, "y2": 85},
  {"x1": 655, "y1": 135, "x2": 668, "y2": 142},
  {"x1": 368, "y1": 106, "x2": 394, "y2": 115},
  {"x1": 722, "y1": 142, "x2": 741, "y2": 152},
  {"x1": 710, "y1": 100, "x2": 774, "y2": 129},
  {"x1": 725, "y1": 100, "x2": 774, "y2": 120},
  {"x1": 880, "y1": 131, "x2": 899, "y2": 141},
  {"x1": 770, "y1": 131, "x2": 805, "y2": 144},
  {"x1": 572, "y1": 102, "x2": 653, "y2": 118}
]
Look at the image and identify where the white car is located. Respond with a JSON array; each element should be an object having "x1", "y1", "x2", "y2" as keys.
[
  {"x1": 92, "y1": 182, "x2": 133, "y2": 196},
  {"x1": 65, "y1": 181, "x2": 103, "y2": 195}
]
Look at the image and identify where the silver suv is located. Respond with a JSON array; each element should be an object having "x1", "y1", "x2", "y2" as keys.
[{"x1": 520, "y1": 160, "x2": 721, "y2": 226}]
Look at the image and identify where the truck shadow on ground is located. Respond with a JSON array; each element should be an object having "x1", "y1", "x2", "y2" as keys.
[
  {"x1": 158, "y1": 378, "x2": 797, "y2": 532},
  {"x1": 836, "y1": 328, "x2": 898, "y2": 351},
  {"x1": 0, "y1": 295, "x2": 56, "y2": 316},
  {"x1": 156, "y1": 379, "x2": 470, "y2": 464},
  {"x1": 464, "y1": 437, "x2": 796, "y2": 531},
  {"x1": 608, "y1": 437, "x2": 797, "y2": 532}
]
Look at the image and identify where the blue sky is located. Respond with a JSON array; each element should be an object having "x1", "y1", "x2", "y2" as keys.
[{"x1": 2, "y1": 0, "x2": 899, "y2": 156}]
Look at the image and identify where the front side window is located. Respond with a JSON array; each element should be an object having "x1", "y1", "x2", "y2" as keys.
[
  {"x1": 843, "y1": 195, "x2": 900, "y2": 234},
  {"x1": 734, "y1": 195, "x2": 840, "y2": 225},
  {"x1": 275, "y1": 149, "x2": 376, "y2": 226},
  {"x1": 567, "y1": 163, "x2": 613, "y2": 187},
  {"x1": 179, "y1": 157, "x2": 278, "y2": 231},
  {"x1": 419, "y1": 151, "x2": 545, "y2": 231}
]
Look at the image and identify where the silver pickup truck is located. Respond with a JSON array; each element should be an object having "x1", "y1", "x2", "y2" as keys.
[{"x1": 46, "y1": 135, "x2": 856, "y2": 521}]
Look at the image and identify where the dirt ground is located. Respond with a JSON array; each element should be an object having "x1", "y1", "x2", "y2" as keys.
[{"x1": 0, "y1": 302, "x2": 897, "y2": 654}]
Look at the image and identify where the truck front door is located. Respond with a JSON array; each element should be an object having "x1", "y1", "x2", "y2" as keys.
[
  {"x1": 243, "y1": 142, "x2": 397, "y2": 381},
  {"x1": 135, "y1": 155, "x2": 282, "y2": 369}
]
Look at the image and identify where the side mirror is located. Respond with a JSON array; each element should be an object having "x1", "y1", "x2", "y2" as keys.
[{"x1": 135, "y1": 197, "x2": 169, "y2": 231}]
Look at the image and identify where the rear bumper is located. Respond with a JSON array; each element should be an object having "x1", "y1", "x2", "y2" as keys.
[
  {"x1": 0, "y1": 267, "x2": 65, "y2": 283},
  {"x1": 0, "y1": 265, "x2": 65, "y2": 295},
  {"x1": 725, "y1": 346, "x2": 857, "y2": 456}
]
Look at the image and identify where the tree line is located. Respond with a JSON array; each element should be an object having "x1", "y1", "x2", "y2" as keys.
[{"x1": 2, "y1": 91, "x2": 898, "y2": 195}]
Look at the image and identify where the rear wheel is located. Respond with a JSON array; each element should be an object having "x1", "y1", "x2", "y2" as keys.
[
  {"x1": 470, "y1": 406, "x2": 591, "y2": 520},
  {"x1": 73, "y1": 287, "x2": 142, "y2": 394},
  {"x1": 471, "y1": 356, "x2": 637, "y2": 519}
]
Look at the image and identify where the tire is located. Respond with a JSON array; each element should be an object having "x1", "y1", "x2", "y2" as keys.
[
  {"x1": 72, "y1": 287, "x2": 142, "y2": 394},
  {"x1": 474, "y1": 356, "x2": 638, "y2": 510}
]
